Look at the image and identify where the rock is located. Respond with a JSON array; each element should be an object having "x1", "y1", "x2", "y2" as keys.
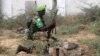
[
  {"x1": 16, "y1": 45, "x2": 32, "y2": 54},
  {"x1": 61, "y1": 44, "x2": 89, "y2": 56},
  {"x1": 63, "y1": 42, "x2": 78, "y2": 50},
  {"x1": 16, "y1": 40, "x2": 34, "y2": 54}
]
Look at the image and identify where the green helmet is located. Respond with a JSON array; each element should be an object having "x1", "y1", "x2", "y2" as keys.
[{"x1": 36, "y1": 5, "x2": 46, "y2": 11}]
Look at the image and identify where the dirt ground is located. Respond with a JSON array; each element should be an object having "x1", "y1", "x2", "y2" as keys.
[{"x1": 0, "y1": 29, "x2": 97, "y2": 56}]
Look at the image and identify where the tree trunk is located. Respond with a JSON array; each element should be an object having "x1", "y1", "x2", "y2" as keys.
[
  {"x1": 52, "y1": 0, "x2": 57, "y2": 10},
  {"x1": 52, "y1": 0, "x2": 57, "y2": 34}
]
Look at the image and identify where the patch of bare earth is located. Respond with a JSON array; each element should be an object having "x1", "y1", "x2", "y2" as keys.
[
  {"x1": 0, "y1": 39, "x2": 19, "y2": 49},
  {"x1": 59, "y1": 31, "x2": 97, "y2": 41},
  {"x1": 0, "y1": 29, "x2": 95, "y2": 56},
  {"x1": 0, "y1": 54, "x2": 8, "y2": 56},
  {"x1": 56, "y1": 31, "x2": 96, "y2": 56},
  {"x1": 73, "y1": 31, "x2": 97, "y2": 40},
  {"x1": 16, "y1": 52, "x2": 35, "y2": 56}
]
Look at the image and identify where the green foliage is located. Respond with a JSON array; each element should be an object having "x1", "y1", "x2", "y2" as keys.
[
  {"x1": 21, "y1": 40, "x2": 34, "y2": 48},
  {"x1": 78, "y1": 5, "x2": 100, "y2": 24},
  {"x1": 89, "y1": 21, "x2": 100, "y2": 35},
  {"x1": 21, "y1": 40, "x2": 48, "y2": 55},
  {"x1": 48, "y1": 39, "x2": 61, "y2": 47},
  {"x1": 56, "y1": 15, "x2": 64, "y2": 26},
  {"x1": 0, "y1": 10, "x2": 64, "y2": 29},
  {"x1": 0, "y1": 19, "x2": 15, "y2": 29},
  {"x1": 79, "y1": 38, "x2": 100, "y2": 56},
  {"x1": 58, "y1": 24, "x2": 80, "y2": 35},
  {"x1": 15, "y1": 14, "x2": 26, "y2": 27},
  {"x1": 0, "y1": 14, "x2": 26, "y2": 29},
  {"x1": 44, "y1": 10, "x2": 64, "y2": 26},
  {"x1": 33, "y1": 40, "x2": 47, "y2": 55}
]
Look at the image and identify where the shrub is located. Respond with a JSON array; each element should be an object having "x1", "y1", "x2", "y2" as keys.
[
  {"x1": 79, "y1": 38, "x2": 100, "y2": 56},
  {"x1": 78, "y1": 5, "x2": 100, "y2": 24},
  {"x1": 0, "y1": 14, "x2": 26, "y2": 29},
  {"x1": 58, "y1": 24, "x2": 80, "y2": 35},
  {"x1": 89, "y1": 21, "x2": 100, "y2": 35},
  {"x1": 44, "y1": 10, "x2": 64, "y2": 26}
]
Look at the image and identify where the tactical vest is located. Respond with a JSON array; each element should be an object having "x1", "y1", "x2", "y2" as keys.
[{"x1": 34, "y1": 16, "x2": 44, "y2": 28}]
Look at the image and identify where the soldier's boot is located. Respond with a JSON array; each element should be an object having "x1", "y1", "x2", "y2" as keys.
[{"x1": 16, "y1": 45, "x2": 32, "y2": 54}]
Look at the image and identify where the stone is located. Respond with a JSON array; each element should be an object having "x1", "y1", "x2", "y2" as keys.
[
  {"x1": 63, "y1": 42, "x2": 78, "y2": 50},
  {"x1": 16, "y1": 40, "x2": 34, "y2": 54},
  {"x1": 16, "y1": 45, "x2": 32, "y2": 54}
]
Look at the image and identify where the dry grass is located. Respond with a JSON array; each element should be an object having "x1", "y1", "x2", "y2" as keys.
[
  {"x1": 0, "y1": 46, "x2": 9, "y2": 54},
  {"x1": 79, "y1": 38, "x2": 100, "y2": 56},
  {"x1": 8, "y1": 32, "x2": 17, "y2": 39}
]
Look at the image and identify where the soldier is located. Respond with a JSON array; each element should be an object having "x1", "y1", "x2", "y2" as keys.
[
  {"x1": 16, "y1": 5, "x2": 57, "y2": 54},
  {"x1": 27, "y1": 5, "x2": 56, "y2": 40}
]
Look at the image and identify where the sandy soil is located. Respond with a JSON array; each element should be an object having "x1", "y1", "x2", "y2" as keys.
[{"x1": 0, "y1": 29, "x2": 95, "y2": 56}]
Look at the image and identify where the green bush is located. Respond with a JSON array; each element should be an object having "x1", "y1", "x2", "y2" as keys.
[
  {"x1": 90, "y1": 21, "x2": 100, "y2": 35},
  {"x1": 58, "y1": 24, "x2": 80, "y2": 35},
  {"x1": 79, "y1": 38, "x2": 100, "y2": 56},
  {"x1": 78, "y1": 5, "x2": 100, "y2": 24},
  {"x1": 1, "y1": 19, "x2": 17, "y2": 29},
  {"x1": 0, "y1": 11, "x2": 64, "y2": 29},
  {"x1": 0, "y1": 14, "x2": 26, "y2": 29},
  {"x1": 15, "y1": 14, "x2": 26, "y2": 27},
  {"x1": 44, "y1": 10, "x2": 64, "y2": 26}
]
